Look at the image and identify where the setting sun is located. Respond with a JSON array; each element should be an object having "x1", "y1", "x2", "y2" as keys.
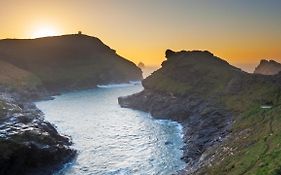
[
  {"x1": 1, "y1": 1, "x2": 281, "y2": 175},
  {"x1": 32, "y1": 25, "x2": 59, "y2": 38}
]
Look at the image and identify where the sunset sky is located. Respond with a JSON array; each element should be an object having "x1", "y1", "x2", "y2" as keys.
[{"x1": 0, "y1": 0, "x2": 280, "y2": 71}]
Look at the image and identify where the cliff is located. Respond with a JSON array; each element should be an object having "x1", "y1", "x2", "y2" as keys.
[
  {"x1": 254, "y1": 59, "x2": 281, "y2": 75},
  {"x1": 142, "y1": 49, "x2": 243, "y2": 96},
  {"x1": 0, "y1": 34, "x2": 142, "y2": 174},
  {"x1": 119, "y1": 50, "x2": 281, "y2": 174},
  {"x1": 0, "y1": 34, "x2": 142, "y2": 92}
]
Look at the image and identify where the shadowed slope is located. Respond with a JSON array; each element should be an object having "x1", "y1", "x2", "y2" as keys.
[
  {"x1": 0, "y1": 34, "x2": 142, "y2": 92},
  {"x1": 0, "y1": 60, "x2": 42, "y2": 92},
  {"x1": 0, "y1": 34, "x2": 142, "y2": 174}
]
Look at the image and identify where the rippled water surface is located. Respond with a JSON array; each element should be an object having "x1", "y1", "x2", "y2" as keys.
[{"x1": 36, "y1": 84, "x2": 186, "y2": 175}]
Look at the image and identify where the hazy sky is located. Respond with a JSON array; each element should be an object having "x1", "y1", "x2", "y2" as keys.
[{"x1": 0, "y1": 0, "x2": 280, "y2": 71}]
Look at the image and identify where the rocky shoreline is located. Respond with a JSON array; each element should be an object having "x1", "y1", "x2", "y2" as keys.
[
  {"x1": 0, "y1": 78, "x2": 145, "y2": 174},
  {"x1": 118, "y1": 90, "x2": 232, "y2": 173},
  {"x1": 0, "y1": 34, "x2": 143, "y2": 175},
  {"x1": 0, "y1": 90, "x2": 76, "y2": 175},
  {"x1": 118, "y1": 49, "x2": 281, "y2": 174}
]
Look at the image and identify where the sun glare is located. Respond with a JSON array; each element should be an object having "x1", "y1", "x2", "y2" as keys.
[{"x1": 32, "y1": 25, "x2": 59, "y2": 38}]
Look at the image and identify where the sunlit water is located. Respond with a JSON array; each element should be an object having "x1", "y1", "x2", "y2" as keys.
[{"x1": 36, "y1": 83, "x2": 186, "y2": 175}]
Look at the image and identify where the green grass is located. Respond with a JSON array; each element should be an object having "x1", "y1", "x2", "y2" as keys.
[
  {"x1": 143, "y1": 53, "x2": 238, "y2": 97},
  {"x1": 0, "y1": 60, "x2": 42, "y2": 91},
  {"x1": 142, "y1": 52, "x2": 281, "y2": 175},
  {"x1": 205, "y1": 101, "x2": 281, "y2": 175}
]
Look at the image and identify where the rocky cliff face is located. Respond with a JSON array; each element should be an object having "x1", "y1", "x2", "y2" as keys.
[
  {"x1": 0, "y1": 60, "x2": 68, "y2": 174},
  {"x1": 0, "y1": 34, "x2": 142, "y2": 92},
  {"x1": 119, "y1": 89, "x2": 232, "y2": 171},
  {"x1": 119, "y1": 50, "x2": 281, "y2": 174},
  {"x1": 254, "y1": 59, "x2": 281, "y2": 75},
  {"x1": 0, "y1": 95, "x2": 75, "y2": 175}
]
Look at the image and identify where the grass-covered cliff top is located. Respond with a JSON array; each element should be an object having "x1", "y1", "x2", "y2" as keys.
[
  {"x1": 143, "y1": 49, "x2": 280, "y2": 112},
  {"x1": 0, "y1": 60, "x2": 42, "y2": 91},
  {"x1": 142, "y1": 49, "x2": 281, "y2": 174},
  {"x1": 202, "y1": 97, "x2": 281, "y2": 175},
  {"x1": 143, "y1": 49, "x2": 243, "y2": 95},
  {"x1": 0, "y1": 34, "x2": 142, "y2": 91}
]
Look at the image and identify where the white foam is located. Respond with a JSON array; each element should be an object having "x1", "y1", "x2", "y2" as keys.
[
  {"x1": 97, "y1": 81, "x2": 141, "y2": 88},
  {"x1": 260, "y1": 105, "x2": 272, "y2": 109},
  {"x1": 156, "y1": 119, "x2": 184, "y2": 138}
]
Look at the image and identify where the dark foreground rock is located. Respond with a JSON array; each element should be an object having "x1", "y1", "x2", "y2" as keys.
[{"x1": 0, "y1": 94, "x2": 76, "y2": 175}]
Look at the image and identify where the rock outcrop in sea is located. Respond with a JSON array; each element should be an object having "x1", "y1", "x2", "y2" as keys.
[
  {"x1": 254, "y1": 59, "x2": 281, "y2": 75},
  {"x1": 119, "y1": 49, "x2": 281, "y2": 174}
]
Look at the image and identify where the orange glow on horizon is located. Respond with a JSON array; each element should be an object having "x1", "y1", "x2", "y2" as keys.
[
  {"x1": 0, "y1": 1, "x2": 280, "y2": 73},
  {"x1": 30, "y1": 25, "x2": 60, "y2": 38}
]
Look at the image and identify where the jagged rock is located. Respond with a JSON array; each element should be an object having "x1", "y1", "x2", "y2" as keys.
[
  {"x1": 118, "y1": 89, "x2": 231, "y2": 168},
  {"x1": 254, "y1": 59, "x2": 281, "y2": 75},
  {"x1": 138, "y1": 62, "x2": 145, "y2": 69},
  {"x1": 165, "y1": 49, "x2": 177, "y2": 58},
  {"x1": 0, "y1": 97, "x2": 75, "y2": 175}
]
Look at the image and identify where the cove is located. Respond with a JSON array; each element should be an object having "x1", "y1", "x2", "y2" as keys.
[{"x1": 36, "y1": 83, "x2": 186, "y2": 175}]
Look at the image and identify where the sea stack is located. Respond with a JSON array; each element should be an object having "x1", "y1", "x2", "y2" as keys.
[{"x1": 254, "y1": 59, "x2": 281, "y2": 75}]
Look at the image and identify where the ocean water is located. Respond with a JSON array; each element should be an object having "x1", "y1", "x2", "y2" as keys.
[{"x1": 36, "y1": 83, "x2": 186, "y2": 175}]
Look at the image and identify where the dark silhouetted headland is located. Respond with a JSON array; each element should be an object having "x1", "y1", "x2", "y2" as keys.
[
  {"x1": 0, "y1": 34, "x2": 142, "y2": 93},
  {"x1": 0, "y1": 34, "x2": 142, "y2": 174}
]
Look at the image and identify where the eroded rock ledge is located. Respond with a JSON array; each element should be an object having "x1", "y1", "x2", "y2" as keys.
[
  {"x1": 119, "y1": 90, "x2": 232, "y2": 173},
  {"x1": 0, "y1": 93, "x2": 76, "y2": 175}
]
